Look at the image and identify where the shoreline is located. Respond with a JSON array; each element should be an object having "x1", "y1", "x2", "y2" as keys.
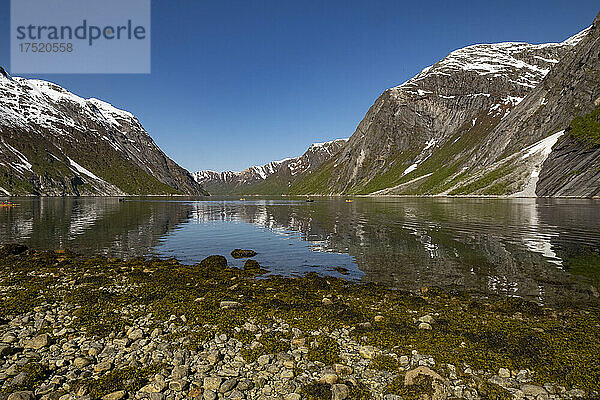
[
  {"x1": 1, "y1": 245, "x2": 598, "y2": 400},
  {"x1": 2, "y1": 195, "x2": 600, "y2": 200}
]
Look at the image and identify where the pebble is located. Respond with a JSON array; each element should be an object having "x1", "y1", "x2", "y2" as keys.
[
  {"x1": 101, "y1": 391, "x2": 126, "y2": 400},
  {"x1": 7, "y1": 392, "x2": 35, "y2": 400},
  {"x1": 331, "y1": 383, "x2": 350, "y2": 400},
  {"x1": 73, "y1": 356, "x2": 91, "y2": 369},
  {"x1": 320, "y1": 373, "x2": 338, "y2": 384},
  {"x1": 204, "y1": 377, "x2": 223, "y2": 391},
  {"x1": 94, "y1": 360, "x2": 112, "y2": 373},
  {"x1": 24, "y1": 334, "x2": 49, "y2": 350},
  {"x1": 418, "y1": 322, "x2": 432, "y2": 330},
  {"x1": 220, "y1": 301, "x2": 241, "y2": 309},
  {"x1": 358, "y1": 345, "x2": 377, "y2": 359},
  {"x1": 521, "y1": 384, "x2": 548, "y2": 397},
  {"x1": 220, "y1": 378, "x2": 238, "y2": 393}
]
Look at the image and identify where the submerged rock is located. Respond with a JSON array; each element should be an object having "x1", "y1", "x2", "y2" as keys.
[
  {"x1": 231, "y1": 249, "x2": 258, "y2": 259},
  {"x1": 243, "y1": 259, "x2": 261, "y2": 271}
]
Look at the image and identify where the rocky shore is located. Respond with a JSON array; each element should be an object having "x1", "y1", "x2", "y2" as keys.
[{"x1": 0, "y1": 245, "x2": 598, "y2": 400}]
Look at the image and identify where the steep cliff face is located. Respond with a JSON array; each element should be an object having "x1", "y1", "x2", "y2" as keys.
[
  {"x1": 290, "y1": 18, "x2": 596, "y2": 196},
  {"x1": 536, "y1": 135, "x2": 600, "y2": 197},
  {"x1": 0, "y1": 68, "x2": 207, "y2": 196},
  {"x1": 194, "y1": 138, "x2": 347, "y2": 195}
]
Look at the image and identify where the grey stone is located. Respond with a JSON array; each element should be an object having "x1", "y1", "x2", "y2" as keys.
[
  {"x1": 331, "y1": 384, "x2": 350, "y2": 400},
  {"x1": 498, "y1": 368, "x2": 511, "y2": 378},
  {"x1": 319, "y1": 373, "x2": 338, "y2": 384},
  {"x1": 10, "y1": 372, "x2": 28, "y2": 387},
  {"x1": 101, "y1": 391, "x2": 126, "y2": 400},
  {"x1": 220, "y1": 301, "x2": 241, "y2": 309},
  {"x1": 24, "y1": 334, "x2": 49, "y2": 350},
  {"x1": 204, "y1": 377, "x2": 223, "y2": 391},
  {"x1": 521, "y1": 384, "x2": 547, "y2": 397},
  {"x1": 168, "y1": 380, "x2": 188, "y2": 391},
  {"x1": 171, "y1": 365, "x2": 189, "y2": 380},
  {"x1": 95, "y1": 360, "x2": 113, "y2": 373},
  {"x1": 229, "y1": 389, "x2": 244, "y2": 400},
  {"x1": 73, "y1": 356, "x2": 92, "y2": 369},
  {"x1": 418, "y1": 322, "x2": 432, "y2": 330},
  {"x1": 203, "y1": 390, "x2": 217, "y2": 400},
  {"x1": 127, "y1": 328, "x2": 144, "y2": 341},
  {"x1": 7, "y1": 393, "x2": 35, "y2": 400},
  {"x1": 220, "y1": 378, "x2": 237, "y2": 393},
  {"x1": 257, "y1": 354, "x2": 271, "y2": 366},
  {"x1": 358, "y1": 346, "x2": 376, "y2": 359}
]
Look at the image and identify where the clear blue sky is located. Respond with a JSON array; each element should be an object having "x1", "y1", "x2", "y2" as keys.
[{"x1": 0, "y1": 1, "x2": 598, "y2": 172}]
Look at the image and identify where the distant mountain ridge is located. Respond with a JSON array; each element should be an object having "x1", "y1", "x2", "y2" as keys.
[
  {"x1": 0, "y1": 67, "x2": 206, "y2": 196},
  {"x1": 194, "y1": 138, "x2": 348, "y2": 195}
]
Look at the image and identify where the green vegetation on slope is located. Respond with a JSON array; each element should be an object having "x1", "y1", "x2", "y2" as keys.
[
  {"x1": 569, "y1": 106, "x2": 600, "y2": 146},
  {"x1": 0, "y1": 131, "x2": 183, "y2": 195},
  {"x1": 65, "y1": 141, "x2": 181, "y2": 195},
  {"x1": 288, "y1": 161, "x2": 336, "y2": 195},
  {"x1": 450, "y1": 164, "x2": 516, "y2": 195}
]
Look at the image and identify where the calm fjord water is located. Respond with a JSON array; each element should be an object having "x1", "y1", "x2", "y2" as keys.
[{"x1": 1, "y1": 197, "x2": 599, "y2": 305}]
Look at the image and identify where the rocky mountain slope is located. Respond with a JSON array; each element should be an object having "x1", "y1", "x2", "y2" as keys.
[
  {"x1": 0, "y1": 67, "x2": 206, "y2": 196},
  {"x1": 194, "y1": 138, "x2": 347, "y2": 195},
  {"x1": 289, "y1": 13, "x2": 600, "y2": 197}
]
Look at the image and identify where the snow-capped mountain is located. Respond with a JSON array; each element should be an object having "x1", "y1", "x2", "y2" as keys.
[
  {"x1": 194, "y1": 138, "x2": 348, "y2": 195},
  {"x1": 288, "y1": 15, "x2": 599, "y2": 196},
  {"x1": 0, "y1": 67, "x2": 206, "y2": 196}
]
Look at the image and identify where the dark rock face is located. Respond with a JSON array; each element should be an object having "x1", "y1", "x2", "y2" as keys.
[
  {"x1": 0, "y1": 72, "x2": 206, "y2": 196},
  {"x1": 537, "y1": 136, "x2": 600, "y2": 197},
  {"x1": 194, "y1": 139, "x2": 348, "y2": 195}
]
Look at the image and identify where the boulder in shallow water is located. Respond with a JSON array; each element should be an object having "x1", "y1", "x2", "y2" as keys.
[{"x1": 200, "y1": 255, "x2": 228, "y2": 268}]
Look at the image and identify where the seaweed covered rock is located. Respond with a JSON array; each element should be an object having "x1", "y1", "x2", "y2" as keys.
[
  {"x1": 243, "y1": 259, "x2": 261, "y2": 271},
  {"x1": 0, "y1": 243, "x2": 28, "y2": 257},
  {"x1": 199, "y1": 255, "x2": 228, "y2": 269},
  {"x1": 231, "y1": 249, "x2": 257, "y2": 259}
]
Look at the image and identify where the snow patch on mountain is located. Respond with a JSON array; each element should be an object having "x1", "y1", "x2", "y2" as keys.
[
  {"x1": 513, "y1": 131, "x2": 565, "y2": 197},
  {"x1": 68, "y1": 157, "x2": 102, "y2": 181},
  {"x1": 397, "y1": 28, "x2": 590, "y2": 91},
  {"x1": 0, "y1": 75, "x2": 139, "y2": 145}
]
